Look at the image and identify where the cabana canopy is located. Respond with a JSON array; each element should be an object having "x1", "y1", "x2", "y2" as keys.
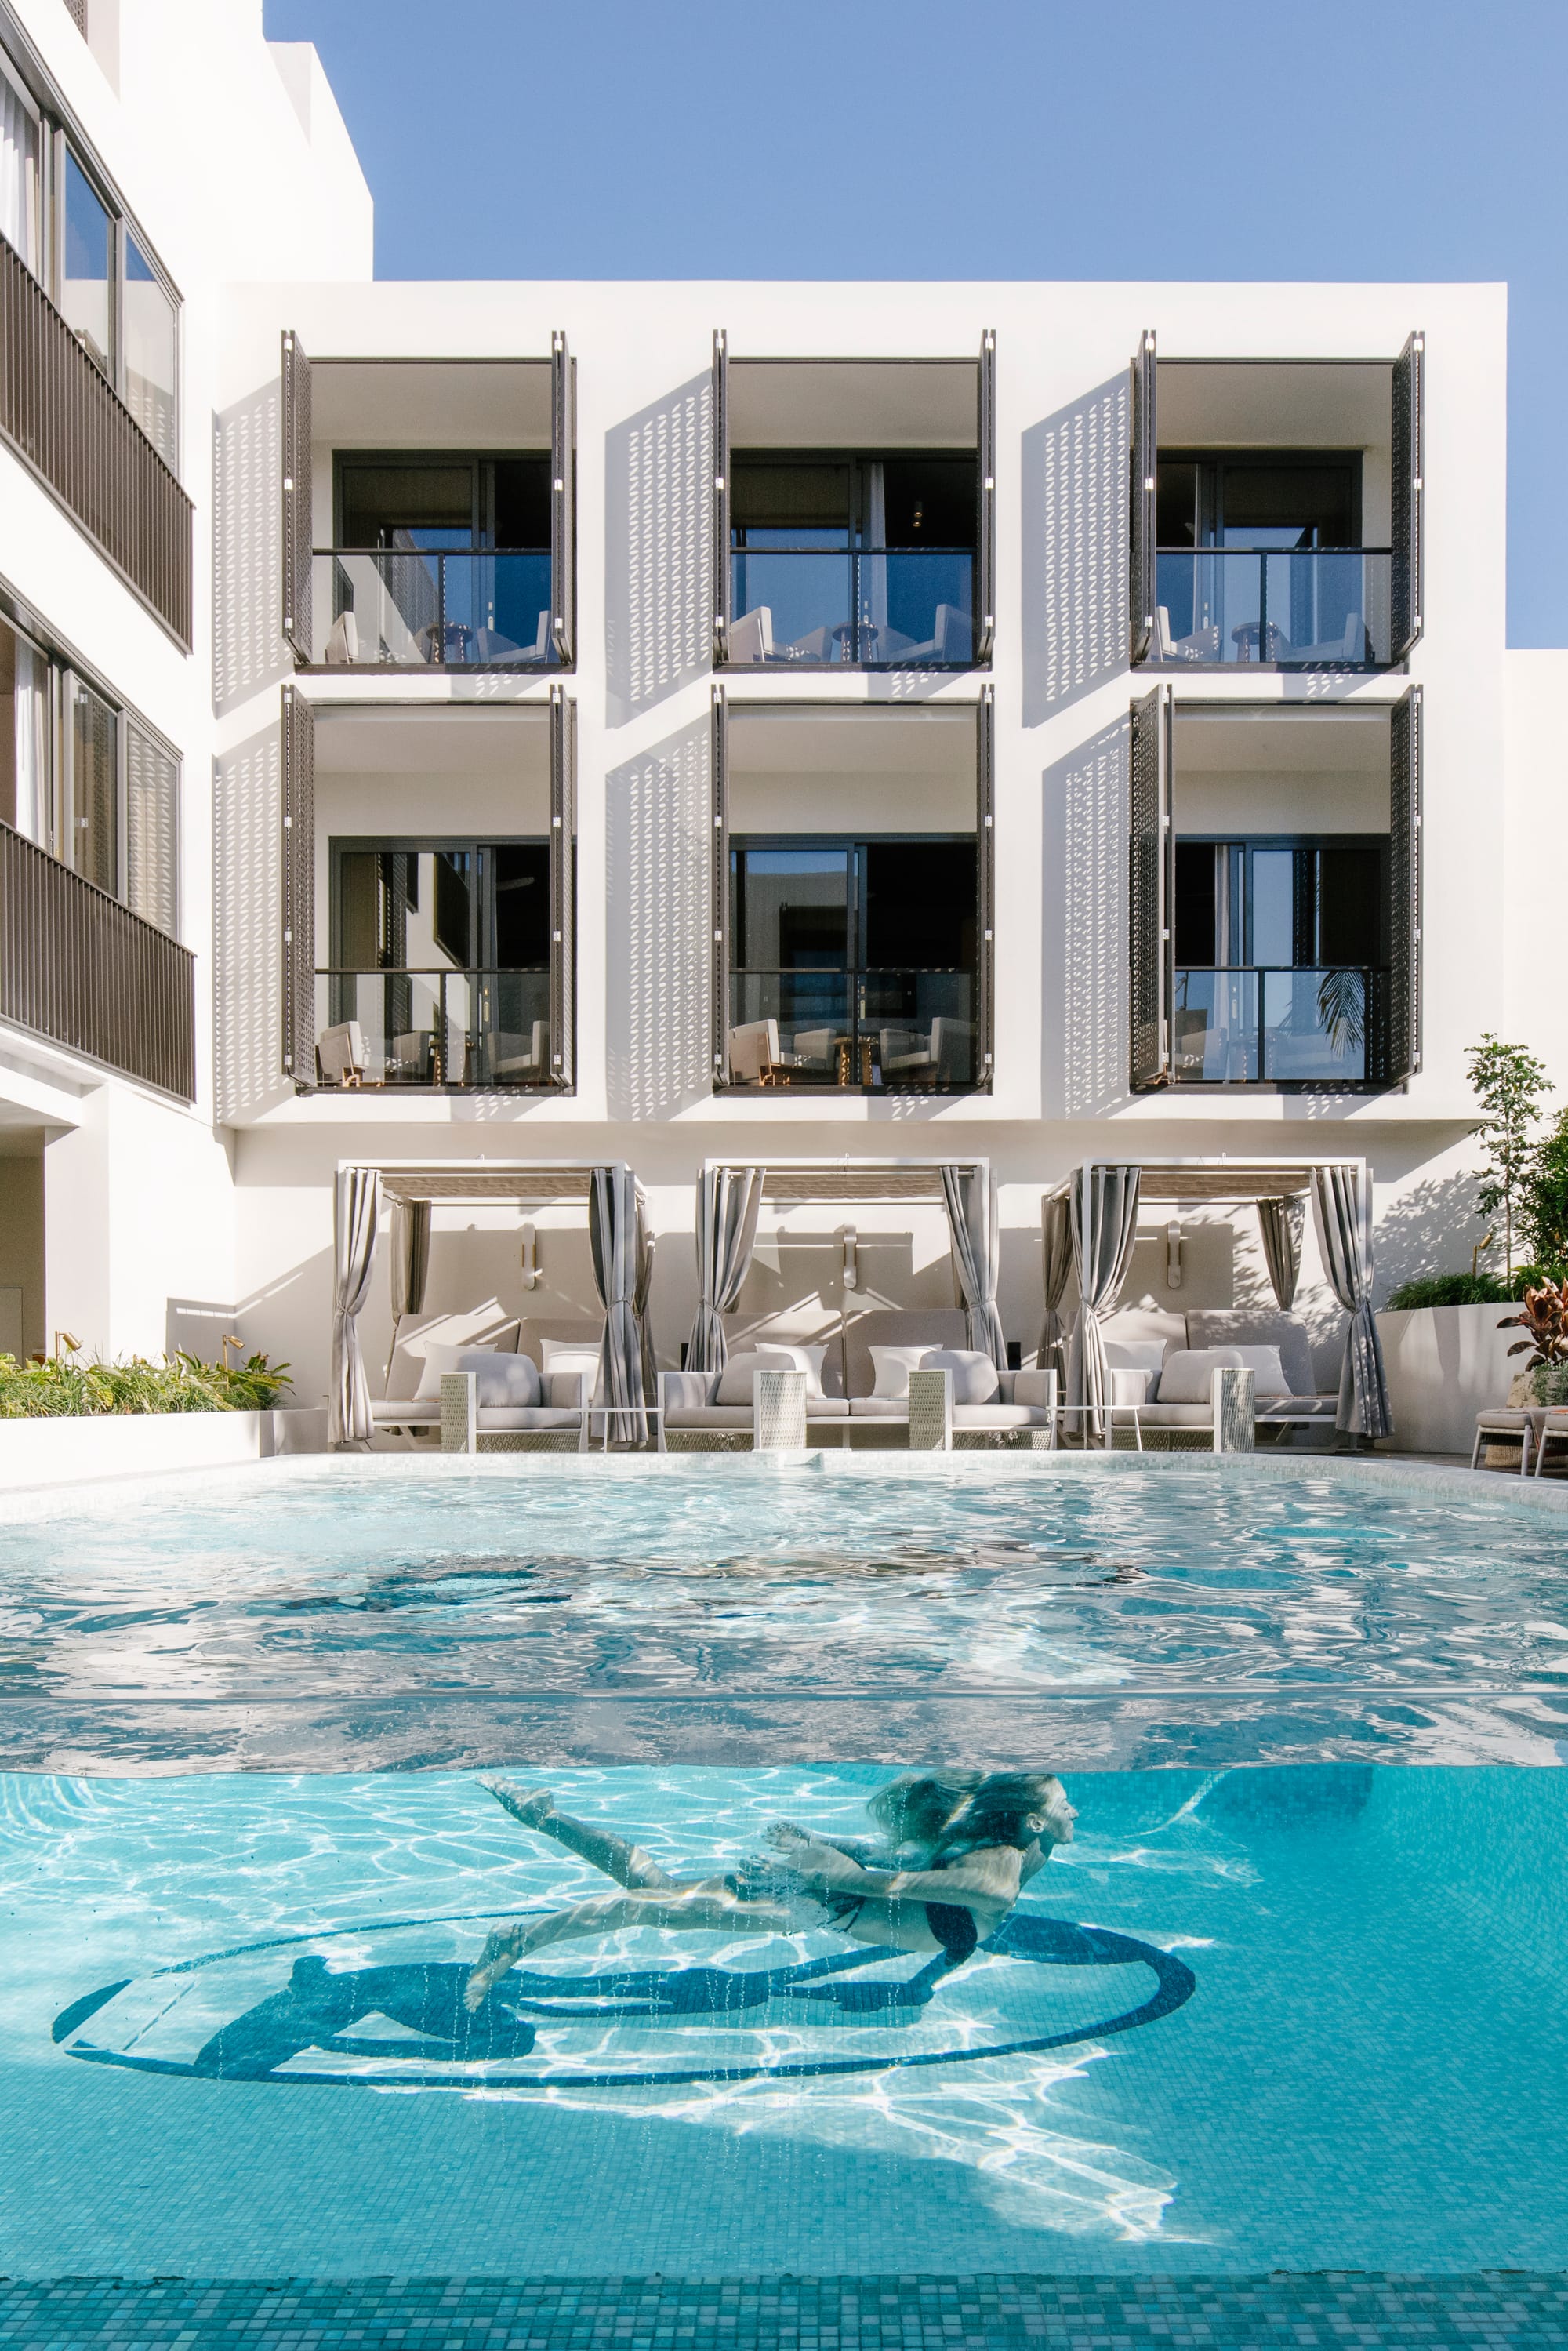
[
  {"x1": 1042, "y1": 1155, "x2": 1389, "y2": 1440},
  {"x1": 690, "y1": 1157, "x2": 1004, "y2": 1372},
  {"x1": 330, "y1": 1159, "x2": 649, "y2": 1445}
]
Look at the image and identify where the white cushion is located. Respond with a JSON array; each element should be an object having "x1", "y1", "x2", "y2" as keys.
[
  {"x1": 474, "y1": 1354, "x2": 541, "y2": 1408},
  {"x1": 869, "y1": 1344, "x2": 934, "y2": 1401},
  {"x1": 1109, "y1": 1366, "x2": 1155, "y2": 1407},
  {"x1": 1155, "y1": 1347, "x2": 1244, "y2": 1405},
  {"x1": 1229, "y1": 1345, "x2": 1289, "y2": 1400},
  {"x1": 1104, "y1": 1339, "x2": 1167, "y2": 1377},
  {"x1": 414, "y1": 1339, "x2": 497, "y2": 1401},
  {"x1": 713, "y1": 1347, "x2": 793, "y2": 1405},
  {"x1": 919, "y1": 1348, "x2": 1000, "y2": 1405},
  {"x1": 728, "y1": 1340, "x2": 829, "y2": 1400},
  {"x1": 540, "y1": 1337, "x2": 603, "y2": 1407}
]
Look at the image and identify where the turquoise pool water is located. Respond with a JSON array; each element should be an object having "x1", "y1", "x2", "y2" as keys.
[{"x1": 0, "y1": 1459, "x2": 1564, "y2": 2281}]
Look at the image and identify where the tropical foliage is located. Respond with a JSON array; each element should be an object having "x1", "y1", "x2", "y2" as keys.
[
  {"x1": 1497, "y1": 1279, "x2": 1568, "y2": 1373},
  {"x1": 0, "y1": 1351, "x2": 292, "y2": 1419}
]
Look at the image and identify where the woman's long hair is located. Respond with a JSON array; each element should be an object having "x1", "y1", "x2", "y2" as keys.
[{"x1": 928, "y1": 1773, "x2": 1065, "y2": 1859}]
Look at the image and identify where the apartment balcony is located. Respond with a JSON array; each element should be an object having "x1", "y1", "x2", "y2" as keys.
[
  {"x1": 314, "y1": 551, "x2": 554, "y2": 670},
  {"x1": 1152, "y1": 549, "x2": 1392, "y2": 667},
  {"x1": 313, "y1": 968, "x2": 552, "y2": 1088},
  {"x1": 0, "y1": 821, "x2": 194, "y2": 1098},
  {"x1": 0, "y1": 234, "x2": 192, "y2": 646},
  {"x1": 728, "y1": 968, "x2": 975, "y2": 1092},
  {"x1": 727, "y1": 549, "x2": 975, "y2": 667},
  {"x1": 1173, "y1": 966, "x2": 1387, "y2": 1085}
]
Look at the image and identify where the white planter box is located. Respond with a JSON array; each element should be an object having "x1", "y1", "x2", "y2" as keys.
[
  {"x1": 1377, "y1": 1303, "x2": 1522, "y2": 1455},
  {"x1": 0, "y1": 1407, "x2": 329, "y2": 1490}
]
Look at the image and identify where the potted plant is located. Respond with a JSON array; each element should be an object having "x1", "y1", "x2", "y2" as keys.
[{"x1": 1498, "y1": 1279, "x2": 1568, "y2": 1405}]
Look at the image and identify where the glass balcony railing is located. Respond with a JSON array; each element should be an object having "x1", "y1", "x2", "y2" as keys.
[
  {"x1": 727, "y1": 968, "x2": 976, "y2": 1089},
  {"x1": 313, "y1": 552, "x2": 554, "y2": 667},
  {"x1": 727, "y1": 550, "x2": 975, "y2": 666},
  {"x1": 311, "y1": 968, "x2": 552, "y2": 1088},
  {"x1": 1174, "y1": 967, "x2": 1385, "y2": 1085},
  {"x1": 1152, "y1": 551, "x2": 1391, "y2": 666}
]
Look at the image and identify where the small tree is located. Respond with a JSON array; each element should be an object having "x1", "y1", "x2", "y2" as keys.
[
  {"x1": 1465, "y1": 1034, "x2": 1552, "y2": 1280},
  {"x1": 1522, "y1": 1106, "x2": 1568, "y2": 1272}
]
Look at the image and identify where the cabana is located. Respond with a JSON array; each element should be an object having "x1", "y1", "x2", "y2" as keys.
[
  {"x1": 1041, "y1": 1156, "x2": 1389, "y2": 1443},
  {"x1": 665, "y1": 1157, "x2": 1054, "y2": 1445},
  {"x1": 329, "y1": 1160, "x2": 651, "y2": 1448}
]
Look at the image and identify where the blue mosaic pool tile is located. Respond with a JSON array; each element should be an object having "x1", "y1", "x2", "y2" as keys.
[{"x1": 0, "y1": 2278, "x2": 1566, "y2": 2351}]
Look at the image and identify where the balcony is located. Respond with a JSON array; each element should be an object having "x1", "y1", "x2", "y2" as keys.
[
  {"x1": 314, "y1": 968, "x2": 551, "y2": 1088},
  {"x1": 314, "y1": 551, "x2": 554, "y2": 670},
  {"x1": 728, "y1": 968, "x2": 975, "y2": 1090},
  {"x1": 0, "y1": 821, "x2": 194, "y2": 1097},
  {"x1": 1174, "y1": 967, "x2": 1386, "y2": 1085},
  {"x1": 1153, "y1": 550, "x2": 1391, "y2": 667},
  {"x1": 0, "y1": 234, "x2": 191, "y2": 646},
  {"x1": 727, "y1": 549, "x2": 975, "y2": 667}
]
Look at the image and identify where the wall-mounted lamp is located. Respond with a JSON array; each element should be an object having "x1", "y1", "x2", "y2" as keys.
[
  {"x1": 1165, "y1": 1221, "x2": 1185, "y2": 1291},
  {"x1": 520, "y1": 1223, "x2": 539, "y2": 1292},
  {"x1": 840, "y1": 1226, "x2": 858, "y2": 1293}
]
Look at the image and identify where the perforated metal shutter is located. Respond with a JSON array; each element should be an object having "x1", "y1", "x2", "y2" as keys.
[
  {"x1": 1387, "y1": 683, "x2": 1422, "y2": 1081},
  {"x1": 281, "y1": 683, "x2": 314, "y2": 1085},
  {"x1": 710, "y1": 682, "x2": 728, "y2": 1088},
  {"x1": 550, "y1": 331, "x2": 575, "y2": 666},
  {"x1": 549, "y1": 684, "x2": 576, "y2": 1089},
  {"x1": 1391, "y1": 330, "x2": 1425, "y2": 660},
  {"x1": 281, "y1": 330, "x2": 312, "y2": 663},
  {"x1": 976, "y1": 329, "x2": 996, "y2": 663},
  {"x1": 1129, "y1": 329, "x2": 1156, "y2": 666},
  {"x1": 711, "y1": 329, "x2": 729, "y2": 664},
  {"x1": 977, "y1": 683, "x2": 994, "y2": 1085},
  {"x1": 1128, "y1": 683, "x2": 1172, "y2": 1090},
  {"x1": 124, "y1": 718, "x2": 178, "y2": 937}
]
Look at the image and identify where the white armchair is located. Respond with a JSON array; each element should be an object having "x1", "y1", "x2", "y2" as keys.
[
  {"x1": 1155, "y1": 605, "x2": 1221, "y2": 663},
  {"x1": 316, "y1": 1020, "x2": 367, "y2": 1086}
]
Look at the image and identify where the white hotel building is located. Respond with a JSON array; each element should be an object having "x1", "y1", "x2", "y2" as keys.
[{"x1": 1, "y1": 0, "x2": 1563, "y2": 1425}]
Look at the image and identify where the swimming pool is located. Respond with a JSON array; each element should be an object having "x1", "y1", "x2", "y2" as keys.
[{"x1": 0, "y1": 1457, "x2": 1564, "y2": 2320}]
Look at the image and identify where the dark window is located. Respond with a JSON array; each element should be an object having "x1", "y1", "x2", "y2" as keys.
[
  {"x1": 333, "y1": 841, "x2": 549, "y2": 972},
  {"x1": 865, "y1": 840, "x2": 976, "y2": 967},
  {"x1": 433, "y1": 851, "x2": 473, "y2": 965},
  {"x1": 730, "y1": 463, "x2": 851, "y2": 545},
  {"x1": 491, "y1": 843, "x2": 550, "y2": 966},
  {"x1": 731, "y1": 452, "x2": 977, "y2": 549},
  {"x1": 337, "y1": 456, "x2": 550, "y2": 551},
  {"x1": 1157, "y1": 452, "x2": 1362, "y2": 550},
  {"x1": 1174, "y1": 836, "x2": 1388, "y2": 968},
  {"x1": 881, "y1": 460, "x2": 977, "y2": 550}
]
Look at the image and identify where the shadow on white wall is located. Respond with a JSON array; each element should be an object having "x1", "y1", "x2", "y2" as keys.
[
  {"x1": 1041, "y1": 718, "x2": 1129, "y2": 1120},
  {"x1": 214, "y1": 720, "x2": 289, "y2": 1125},
  {"x1": 604, "y1": 374, "x2": 713, "y2": 728},
  {"x1": 212, "y1": 381, "x2": 289, "y2": 718},
  {"x1": 1021, "y1": 373, "x2": 1128, "y2": 728},
  {"x1": 604, "y1": 716, "x2": 712, "y2": 1120}
]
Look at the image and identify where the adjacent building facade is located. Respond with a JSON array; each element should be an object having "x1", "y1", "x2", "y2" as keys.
[{"x1": 2, "y1": 0, "x2": 1561, "y2": 1411}]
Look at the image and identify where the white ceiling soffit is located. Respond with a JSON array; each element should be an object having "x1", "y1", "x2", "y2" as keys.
[
  {"x1": 1173, "y1": 707, "x2": 1389, "y2": 778},
  {"x1": 314, "y1": 704, "x2": 549, "y2": 779},
  {"x1": 372, "y1": 1168, "x2": 597, "y2": 1205},
  {"x1": 1156, "y1": 361, "x2": 1391, "y2": 452},
  {"x1": 729, "y1": 360, "x2": 978, "y2": 449},
  {"x1": 728, "y1": 705, "x2": 976, "y2": 776},
  {"x1": 311, "y1": 360, "x2": 552, "y2": 451}
]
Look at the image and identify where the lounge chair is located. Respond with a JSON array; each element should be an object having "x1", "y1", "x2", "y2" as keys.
[
  {"x1": 659, "y1": 1346, "x2": 851, "y2": 1450},
  {"x1": 1098, "y1": 1306, "x2": 1339, "y2": 1448},
  {"x1": 1155, "y1": 605, "x2": 1221, "y2": 663},
  {"x1": 842, "y1": 1310, "x2": 1055, "y2": 1442},
  {"x1": 317, "y1": 1020, "x2": 367, "y2": 1086},
  {"x1": 375, "y1": 1314, "x2": 596, "y2": 1444}
]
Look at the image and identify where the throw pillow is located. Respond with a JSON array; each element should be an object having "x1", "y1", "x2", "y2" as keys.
[
  {"x1": 413, "y1": 1338, "x2": 497, "y2": 1401},
  {"x1": 1109, "y1": 1366, "x2": 1154, "y2": 1407},
  {"x1": 1154, "y1": 1346, "x2": 1245, "y2": 1405},
  {"x1": 713, "y1": 1346, "x2": 810, "y2": 1406},
  {"x1": 474, "y1": 1354, "x2": 540, "y2": 1408},
  {"x1": 539, "y1": 1338, "x2": 604, "y2": 1406},
  {"x1": 920, "y1": 1348, "x2": 1001, "y2": 1405},
  {"x1": 869, "y1": 1344, "x2": 935, "y2": 1402},
  {"x1": 1229, "y1": 1345, "x2": 1289, "y2": 1400}
]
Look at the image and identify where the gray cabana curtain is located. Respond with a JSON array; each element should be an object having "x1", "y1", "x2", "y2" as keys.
[
  {"x1": 1256, "y1": 1195, "x2": 1303, "y2": 1312},
  {"x1": 1068, "y1": 1164, "x2": 1141, "y2": 1434},
  {"x1": 942, "y1": 1163, "x2": 1007, "y2": 1369},
  {"x1": 384, "y1": 1197, "x2": 431, "y2": 1395},
  {"x1": 1039, "y1": 1190, "x2": 1073, "y2": 1381},
  {"x1": 1312, "y1": 1165, "x2": 1392, "y2": 1440},
  {"x1": 590, "y1": 1165, "x2": 649, "y2": 1444},
  {"x1": 331, "y1": 1165, "x2": 382, "y2": 1448},
  {"x1": 633, "y1": 1200, "x2": 656, "y2": 1402},
  {"x1": 687, "y1": 1165, "x2": 763, "y2": 1373}
]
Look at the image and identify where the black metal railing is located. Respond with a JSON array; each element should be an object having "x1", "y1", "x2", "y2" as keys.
[
  {"x1": 0, "y1": 823, "x2": 194, "y2": 1097},
  {"x1": 1151, "y1": 550, "x2": 1390, "y2": 667},
  {"x1": 728, "y1": 968, "x2": 976, "y2": 1088},
  {"x1": 727, "y1": 548, "x2": 975, "y2": 665},
  {"x1": 1173, "y1": 966, "x2": 1386, "y2": 1084},
  {"x1": 311, "y1": 968, "x2": 552, "y2": 1088},
  {"x1": 314, "y1": 551, "x2": 554, "y2": 668},
  {"x1": 0, "y1": 234, "x2": 191, "y2": 646}
]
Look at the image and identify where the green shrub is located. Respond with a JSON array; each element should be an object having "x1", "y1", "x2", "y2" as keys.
[
  {"x1": 1531, "y1": 1361, "x2": 1568, "y2": 1406},
  {"x1": 1385, "y1": 1272, "x2": 1511, "y2": 1310},
  {"x1": 1508, "y1": 1264, "x2": 1568, "y2": 1300},
  {"x1": 0, "y1": 1351, "x2": 291, "y2": 1419}
]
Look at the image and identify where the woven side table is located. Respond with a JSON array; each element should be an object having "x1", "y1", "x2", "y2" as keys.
[
  {"x1": 753, "y1": 1367, "x2": 808, "y2": 1451},
  {"x1": 439, "y1": 1370, "x2": 586, "y2": 1455},
  {"x1": 1212, "y1": 1364, "x2": 1256, "y2": 1453},
  {"x1": 908, "y1": 1366, "x2": 954, "y2": 1452}
]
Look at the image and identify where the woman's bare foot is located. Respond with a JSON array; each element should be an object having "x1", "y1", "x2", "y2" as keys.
[
  {"x1": 479, "y1": 1779, "x2": 555, "y2": 1827},
  {"x1": 464, "y1": 1928, "x2": 524, "y2": 2011}
]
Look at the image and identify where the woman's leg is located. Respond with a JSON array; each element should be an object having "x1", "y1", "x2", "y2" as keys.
[
  {"x1": 480, "y1": 1778, "x2": 675, "y2": 1890},
  {"x1": 464, "y1": 1884, "x2": 794, "y2": 2009}
]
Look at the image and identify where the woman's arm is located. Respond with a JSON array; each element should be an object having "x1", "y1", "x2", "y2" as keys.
[{"x1": 767, "y1": 1825, "x2": 1022, "y2": 1907}]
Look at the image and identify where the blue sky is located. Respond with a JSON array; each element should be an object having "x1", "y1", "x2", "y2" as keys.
[{"x1": 261, "y1": 0, "x2": 1566, "y2": 646}]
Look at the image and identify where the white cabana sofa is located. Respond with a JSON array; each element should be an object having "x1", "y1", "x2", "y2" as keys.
[
  {"x1": 1102, "y1": 1307, "x2": 1339, "y2": 1445},
  {"x1": 376, "y1": 1314, "x2": 597, "y2": 1447}
]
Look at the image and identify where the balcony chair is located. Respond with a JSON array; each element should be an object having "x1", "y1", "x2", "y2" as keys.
[
  {"x1": 385, "y1": 1029, "x2": 437, "y2": 1084},
  {"x1": 891, "y1": 603, "x2": 974, "y2": 665},
  {"x1": 786, "y1": 1026, "x2": 841, "y2": 1077},
  {"x1": 324, "y1": 610, "x2": 360, "y2": 665},
  {"x1": 479, "y1": 1020, "x2": 550, "y2": 1085},
  {"x1": 877, "y1": 1016, "x2": 973, "y2": 1088},
  {"x1": 728, "y1": 605, "x2": 833, "y2": 665},
  {"x1": 1154, "y1": 606, "x2": 1221, "y2": 663},
  {"x1": 1285, "y1": 611, "x2": 1370, "y2": 666},
  {"x1": 472, "y1": 612, "x2": 553, "y2": 665},
  {"x1": 728, "y1": 1019, "x2": 801, "y2": 1085},
  {"x1": 316, "y1": 1021, "x2": 368, "y2": 1086}
]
